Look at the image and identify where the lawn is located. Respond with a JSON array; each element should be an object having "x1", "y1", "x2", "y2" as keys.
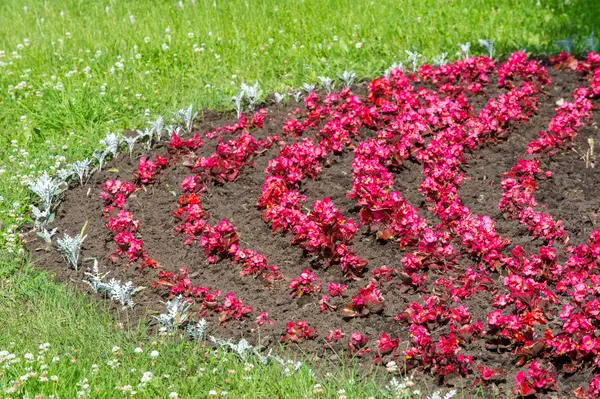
[{"x1": 1, "y1": 0, "x2": 599, "y2": 397}]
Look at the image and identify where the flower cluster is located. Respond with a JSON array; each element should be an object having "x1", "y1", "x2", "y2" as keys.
[
  {"x1": 281, "y1": 321, "x2": 318, "y2": 343},
  {"x1": 135, "y1": 154, "x2": 167, "y2": 184},
  {"x1": 289, "y1": 269, "x2": 322, "y2": 297}
]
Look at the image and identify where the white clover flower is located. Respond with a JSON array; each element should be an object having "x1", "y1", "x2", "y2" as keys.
[
  {"x1": 188, "y1": 32, "x2": 194, "y2": 39},
  {"x1": 50, "y1": 375, "x2": 59, "y2": 382},
  {"x1": 150, "y1": 350, "x2": 159, "y2": 359},
  {"x1": 208, "y1": 391, "x2": 218, "y2": 396},
  {"x1": 169, "y1": 393, "x2": 179, "y2": 399},
  {"x1": 65, "y1": 32, "x2": 71, "y2": 39},
  {"x1": 52, "y1": 356, "x2": 60, "y2": 363},
  {"x1": 24, "y1": 353, "x2": 34, "y2": 361},
  {"x1": 140, "y1": 371, "x2": 153, "y2": 383},
  {"x1": 162, "y1": 43, "x2": 169, "y2": 51},
  {"x1": 134, "y1": 347, "x2": 143, "y2": 354}
]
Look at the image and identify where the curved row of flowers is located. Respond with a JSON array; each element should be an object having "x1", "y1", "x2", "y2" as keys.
[{"x1": 28, "y1": 50, "x2": 600, "y2": 397}]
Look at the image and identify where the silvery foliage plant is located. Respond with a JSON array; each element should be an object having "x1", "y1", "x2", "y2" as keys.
[
  {"x1": 100, "y1": 132, "x2": 121, "y2": 159},
  {"x1": 241, "y1": 82, "x2": 262, "y2": 110},
  {"x1": 384, "y1": 376, "x2": 416, "y2": 398},
  {"x1": 405, "y1": 50, "x2": 423, "y2": 71},
  {"x1": 209, "y1": 336, "x2": 299, "y2": 371},
  {"x1": 70, "y1": 158, "x2": 92, "y2": 186},
  {"x1": 29, "y1": 172, "x2": 67, "y2": 235},
  {"x1": 585, "y1": 31, "x2": 598, "y2": 52},
  {"x1": 318, "y1": 76, "x2": 335, "y2": 93},
  {"x1": 31, "y1": 205, "x2": 54, "y2": 232},
  {"x1": 56, "y1": 168, "x2": 72, "y2": 182},
  {"x1": 187, "y1": 318, "x2": 209, "y2": 341},
  {"x1": 210, "y1": 337, "x2": 255, "y2": 360},
  {"x1": 290, "y1": 90, "x2": 303, "y2": 103},
  {"x1": 173, "y1": 105, "x2": 197, "y2": 135},
  {"x1": 154, "y1": 295, "x2": 192, "y2": 329},
  {"x1": 106, "y1": 280, "x2": 141, "y2": 308},
  {"x1": 136, "y1": 128, "x2": 154, "y2": 150},
  {"x1": 458, "y1": 42, "x2": 471, "y2": 59},
  {"x1": 479, "y1": 39, "x2": 495, "y2": 59},
  {"x1": 94, "y1": 132, "x2": 121, "y2": 170},
  {"x1": 29, "y1": 172, "x2": 67, "y2": 214},
  {"x1": 384, "y1": 62, "x2": 403, "y2": 78},
  {"x1": 83, "y1": 259, "x2": 142, "y2": 309},
  {"x1": 301, "y1": 82, "x2": 316, "y2": 93},
  {"x1": 56, "y1": 230, "x2": 87, "y2": 270},
  {"x1": 122, "y1": 135, "x2": 138, "y2": 158},
  {"x1": 432, "y1": 52, "x2": 448, "y2": 66},
  {"x1": 338, "y1": 70, "x2": 356, "y2": 88},
  {"x1": 426, "y1": 390, "x2": 457, "y2": 399},
  {"x1": 231, "y1": 91, "x2": 245, "y2": 118},
  {"x1": 37, "y1": 227, "x2": 58, "y2": 243},
  {"x1": 556, "y1": 36, "x2": 576, "y2": 54},
  {"x1": 273, "y1": 92, "x2": 286, "y2": 104},
  {"x1": 149, "y1": 115, "x2": 166, "y2": 144}
]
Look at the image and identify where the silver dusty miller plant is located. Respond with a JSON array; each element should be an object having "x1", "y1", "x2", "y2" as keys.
[
  {"x1": 93, "y1": 132, "x2": 121, "y2": 170},
  {"x1": 100, "y1": 132, "x2": 121, "y2": 159},
  {"x1": 31, "y1": 205, "x2": 54, "y2": 232},
  {"x1": 70, "y1": 158, "x2": 92, "y2": 186},
  {"x1": 231, "y1": 91, "x2": 245, "y2": 118},
  {"x1": 122, "y1": 135, "x2": 138, "y2": 158},
  {"x1": 37, "y1": 227, "x2": 58, "y2": 243},
  {"x1": 241, "y1": 82, "x2": 261, "y2": 110},
  {"x1": 556, "y1": 36, "x2": 577, "y2": 55},
  {"x1": 83, "y1": 259, "x2": 142, "y2": 308},
  {"x1": 585, "y1": 31, "x2": 598, "y2": 53},
  {"x1": 301, "y1": 82, "x2": 316, "y2": 94},
  {"x1": 149, "y1": 115, "x2": 166, "y2": 142},
  {"x1": 56, "y1": 230, "x2": 87, "y2": 270},
  {"x1": 209, "y1": 336, "x2": 300, "y2": 372},
  {"x1": 405, "y1": 50, "x2": 423, "y2": 71},
  {"x1": 136, "y1": 128, "x2": 154, "y2": 151},
  {"x1": 338, "y1": 70, "x2": 356, "y2": 88},
  {"x1": 479, "y1": 39, "x2": 495, "y2": 59},
  {"x1": 432, "y1": 52, "x2": 448, "y2": 66},
  {"x1": 29, "y1": 172, "x2": 67, "y2": 237},
  {"x1": 187, "y1": 318, "x2": 209, "y2": 341},
  {"x1": 107, "y1": 280, "x2": 141, "y2": 308},
  {"x1": 317, "y1": 76, "x2": 335, "y2": 93},
  {"x1": 273, "y1": 92, "x2": 286, "y2": 104},
  {"x1": 210, "y1": 337, "x2": 255, "y2": 360},
  {"x1": 173, "y1": 105, "x2": 197, "y2": 135},
  {"x1": 56, "y1": 168, "x2": 72, "y2": 182},
  {"x1": 154, "y1": 295, "x2": 192, "y2": 329},
  {"x1": 290, "y1": 90, "x2": 303, "y2": 103},
  {"x1": 458, "y1": 42, "x2": 471, "y2": 59},
  {"x1": 29, "y1": 172, "x2": 67, "y2": 215}
]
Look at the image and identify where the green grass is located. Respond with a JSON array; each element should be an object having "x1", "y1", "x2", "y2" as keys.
[
  {"x1": 0, "y1": 267, "x2": 397, "y2": 398},
  {"x1": 0, "y1": 0, "x2": 598, "y2": 397}
]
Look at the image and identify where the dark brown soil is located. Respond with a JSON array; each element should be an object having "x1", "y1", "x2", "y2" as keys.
[{"x1": 25, "y1": 66, "x2": 600, "y2": 397}]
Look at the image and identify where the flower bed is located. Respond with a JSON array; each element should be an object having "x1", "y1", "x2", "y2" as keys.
[{"x1": 28, "y1": 52, "x2": 600, "y2": 397}]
